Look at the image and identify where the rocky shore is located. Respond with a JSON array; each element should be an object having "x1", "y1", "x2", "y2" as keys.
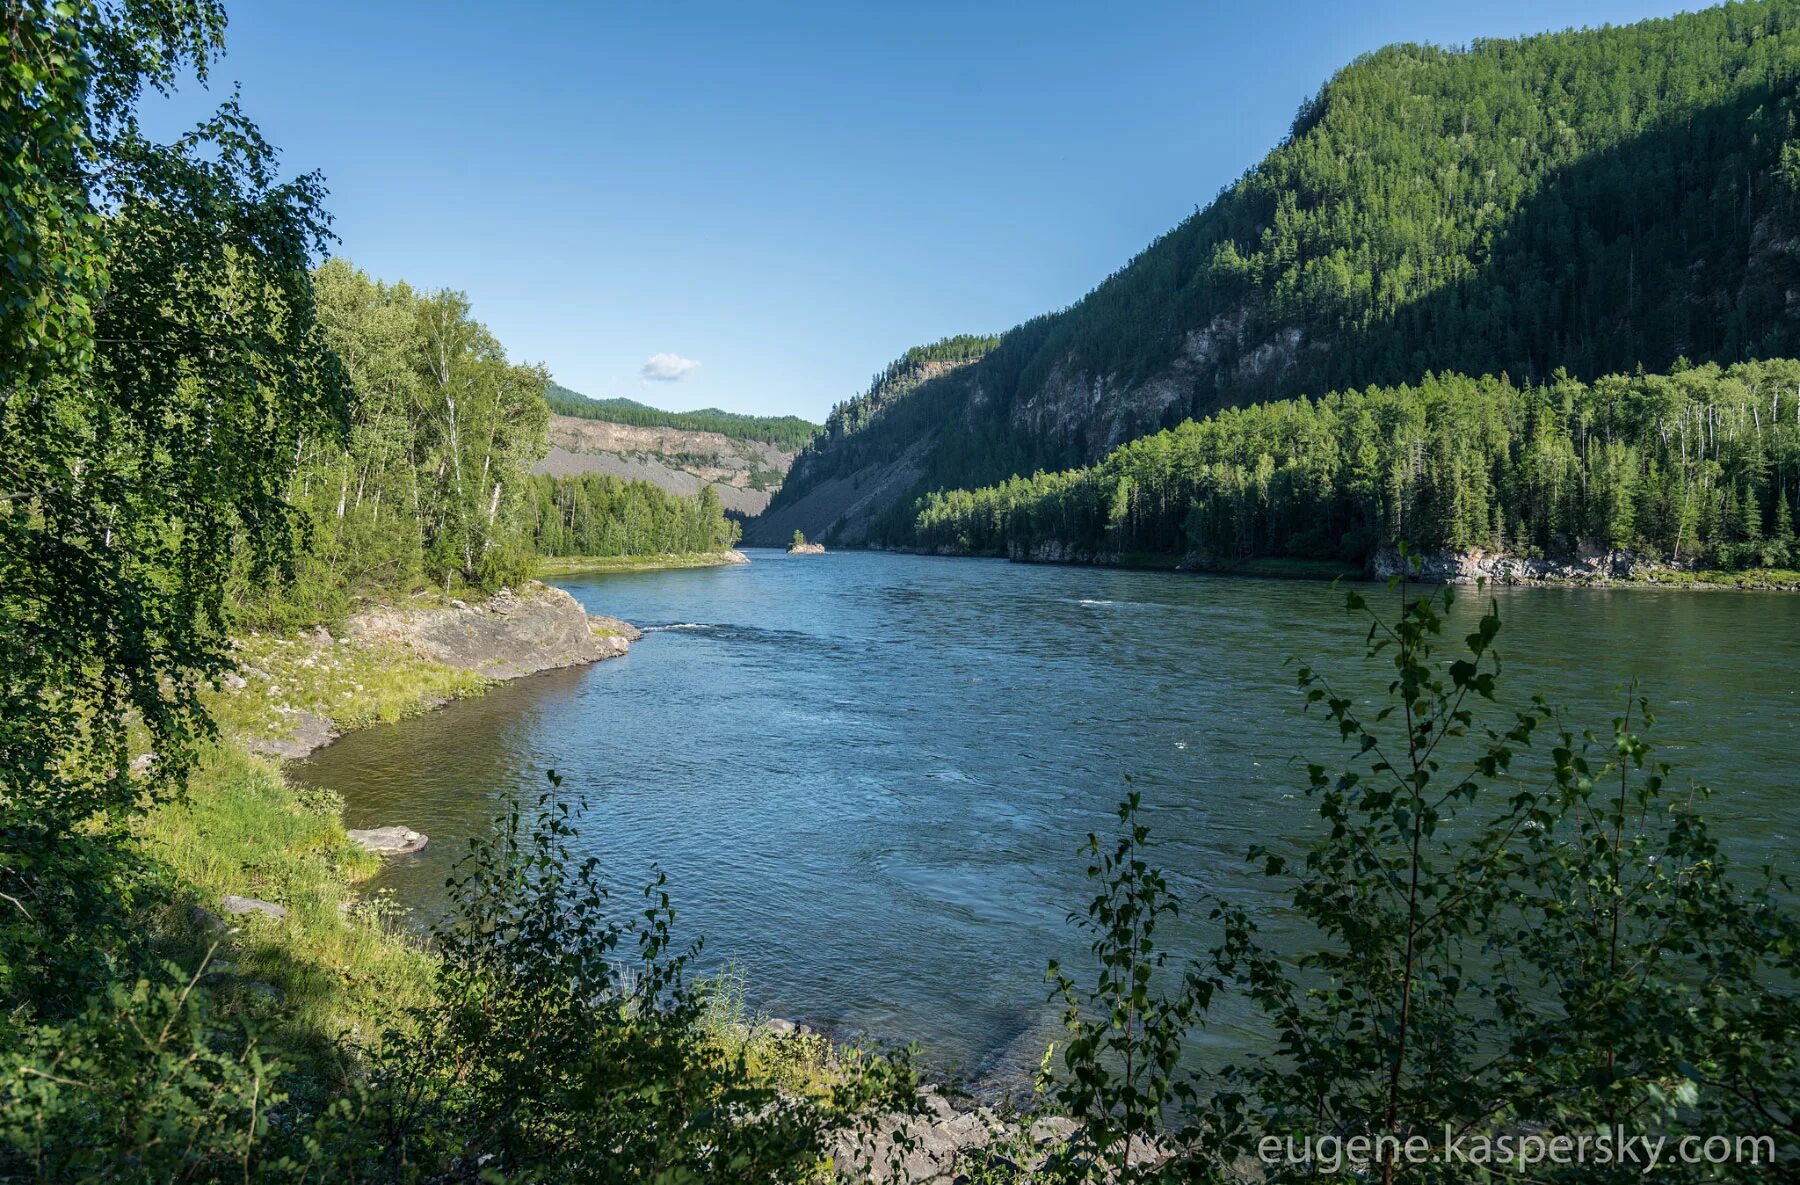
[
  {"x1": 347, "y1": 581, "x2": 640, "y2": 678},
  {"x1": 981, "y1": 538, "x2": 1800, "y2": 590},
  {"x1": 237, "y1": 581, "x2": 639, "y2": 760},
  {"x1": 1370, "y1": 546, "x2": 1800, "y2": 589}
]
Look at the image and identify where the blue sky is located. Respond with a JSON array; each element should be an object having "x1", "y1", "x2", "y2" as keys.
[{"x1": 154, "y1": 0, "x2": 1694, "y2": 421}]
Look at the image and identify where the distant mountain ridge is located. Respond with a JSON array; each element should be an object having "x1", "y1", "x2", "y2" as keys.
[
  {"x1": 754, "y1": 0, "x2": 1800, "y2": 546},
  {"x1": 545, "y1": 382, "x2": 818, "y2": 452}
]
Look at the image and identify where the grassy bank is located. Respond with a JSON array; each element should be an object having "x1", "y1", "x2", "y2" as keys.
[
  {"x1": 210, "y1": 632, "x2": 488, "y2": 745},
  {"x1": 136, "y1": 743, "x2": 435, "y2": 1051},
  {"x1": 129, "y1": 612, "x2": 841, "y2": 1115},
  {"x1": 125, "y1": 630, "x2": 494, "y2": 1058},
  {"x1": 535, "y1": 550, "x2": 746, "y2": 577},
  {"x1": 1638, "y1": 565, "x2": 1800, "y2": 590}
]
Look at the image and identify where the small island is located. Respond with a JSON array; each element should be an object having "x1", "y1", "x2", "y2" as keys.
[{"x1": 787, "y1": 529, "x2": 826, "y2": 555}]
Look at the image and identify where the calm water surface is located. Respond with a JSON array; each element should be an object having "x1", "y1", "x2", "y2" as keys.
[{"x1": 295, "y1": 549, "x2": 1800, "y2": 1083}]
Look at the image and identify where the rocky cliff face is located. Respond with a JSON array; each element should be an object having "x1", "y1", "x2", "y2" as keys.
[{"x1": 536, "y1": 416, "x2": 794, "y2": 515}]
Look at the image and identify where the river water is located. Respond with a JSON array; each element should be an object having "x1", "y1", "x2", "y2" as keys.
[{"x1": 295, "y1": 549, "x2": 1799, "y2": 1084}]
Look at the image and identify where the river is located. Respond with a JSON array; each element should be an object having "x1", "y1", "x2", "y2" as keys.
[{"x1": 295, "y1": 548, "x2": 1800, "y2": 1085}]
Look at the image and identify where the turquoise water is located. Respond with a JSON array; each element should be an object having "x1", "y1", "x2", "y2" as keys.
[{"x1": 295, "y1": 549, "x2": 1800, "y2": 1084}]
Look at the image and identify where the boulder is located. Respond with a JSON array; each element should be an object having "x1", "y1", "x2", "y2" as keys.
[
  {"x1": 346, "y1": 582, "x2": 633, "y2": 681},
  {"x1": 220, "y1": 895, "x2": 287, "y2": 920},
  {"x1": 347, "y1": 825, "x2": 428, "y2": 855},
  {"x1": 787, "y1": 541, "x2": 827, "y2": 555}
]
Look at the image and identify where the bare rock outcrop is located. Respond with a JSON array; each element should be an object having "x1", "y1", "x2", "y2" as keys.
[
  {"x1": 1373, "y1": 546, "x2": 1663, "y2": 586},
  {"x1": 537, "y1": 416, "x2": 793, "y2": 515},
  {"x1": 241, "y1": 582, "x2": 639, "y2": 760},
  {"x1": 347, "y1": 582, "x2": 625, "y2": 680}
]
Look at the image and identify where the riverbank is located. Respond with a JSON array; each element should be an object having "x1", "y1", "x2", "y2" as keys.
[
  {"x1": 897, "y1": 539, "x2": 1800, "y2": 590},
  {"x1": 535, "y1": 548, "x2": 750, "y2": 577},
  {"x1": 131, "y1": 578, "x2": 946, "y2": 1176},
  {"x1": 130, "y1": 581, "x2": 644, "y2": 1056},
  {"x1": 1369, "y1": 546, "x2": 1800, "y2": 591},
  {"x1": 211, "y1": 581, "x2": 638, "y2": 760}
]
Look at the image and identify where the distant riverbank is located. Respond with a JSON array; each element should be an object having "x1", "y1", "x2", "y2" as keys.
[
  {"x1": 890, "y1": 540, "x2": 1800, "y2": 591},
  {"x1": 535, "y1": 549, "x2": 750, "y2": 577}
]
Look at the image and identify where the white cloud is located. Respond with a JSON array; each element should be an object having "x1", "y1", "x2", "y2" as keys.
[{"x1": 641, "y1": 352, "x2": 701, "y2": 382}]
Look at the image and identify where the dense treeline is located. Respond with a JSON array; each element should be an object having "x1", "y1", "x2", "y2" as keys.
[
  {"x1": 236, "y1": 259, "x2": 552, "y2": 625},
  {"x1": 546, "y1": 383, "x2": 819, "y2": 452},
  {"x1": 771, "y1": 0, "x2": 1800, "y2": 538},
  {"x1": 913, "y1": 360, "x2": 1800, "y2": 570},
  {"x1": 525, "y1": 473, "x2": 740, "y2": 556}
]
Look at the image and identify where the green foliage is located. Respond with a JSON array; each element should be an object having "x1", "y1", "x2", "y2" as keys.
[
  {"x1": 524, "y1": 472, "x2": 741, "y2": 558},
  {"x1": 546, "y1": 382, "x2": 820, "y2": 452},
  {"x1": 310, "y1": 773, "x2": 917, "y2": 1183},
  {"x1": 1045, "y1": 792, "x2": 1219, "y2": 1183},
  {"x1": 1200, "y1": 565, "x2": 1800, "y2": 1180},
  {"x1": 1022, "y1": 561, "x2": 1800, "y2": 1182},
  {"x1": 792, "y1": 529, "x2": 807, "y2": 548},
  {"x1": 776, "y1": 335, "x2": 1002, "y2": 507},
  {"x1": 0, "y1": 956, "x2": 289, "y2": 1183},
  {"x1": 235, "y1": 259, "x2": 552, "y2": 627},
  {"x1": 0, "y1": 0, "x2": 345, "y2": 1010},
  {"x1": 775, "y1": 2, "x2": 1800, "y2": 536},
  {"x1": 913, "y1": 360, "x2": 1800, "y2": 571},
  {"x1": 2, "y1": 773, "x2": 917, "y2": 1183}
]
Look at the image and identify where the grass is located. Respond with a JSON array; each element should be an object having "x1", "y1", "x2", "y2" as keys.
[
  {"x1": 694, "y1": 962, "x2": 842, "y2": 1098},
  {"x1": 123, "y1": 624, "x2": 489, "y2": 1061},
  {"x1": 133, "y1": 611, "x2": 842, "y2": 1108},
  {"x1": 208, "y1": 632, "x2": 488, "y2": 747},
  {"x1": 535, "y1": 551, "x2": 744, "y2": 577},
  {"x1": 135, "y1": 742, "x2": 435, "y2": 1054},
  {"x1": 1639, "y1": 565, "x2": 1800, "y2": 589}
]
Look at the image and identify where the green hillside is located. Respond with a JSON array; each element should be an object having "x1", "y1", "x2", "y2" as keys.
[
  {"x1": 546, "y1": 381, "x2": 819, "y2": 452},
  {"x1": 767, "y1": 0, "x2": 1800, "y2": 543},
  {"x1": 913, "y1": 359, "x2": 1800, "y2": 575}
]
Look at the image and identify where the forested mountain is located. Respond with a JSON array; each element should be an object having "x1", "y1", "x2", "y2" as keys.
[
  {"x1": 546, "y1": 382, "x2": 819, "y2": 451},
  {"x1": 913, "y1": 359, "x2": 1800, "y2": 572},
  {"x1": 760, "y1": 0, "x2": 1800, "y2": 546},
  {"x1": 742, "y1": 335, "x2": 998, "y2": 543}
]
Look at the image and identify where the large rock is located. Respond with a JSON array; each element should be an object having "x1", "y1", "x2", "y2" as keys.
[
  {"x1": 347, "y1": 825, "x2": 428, "y2": 855},
  {"x1": 831, "y1": 1091, "x2": 1176, "y2": 1183},
  {"x1": 244, "y1": 708, "x2": 335, "y2": 761},
  {"x1": 220, "y1": 895, "x2": 287, "y2": 921},
  {"x1": 347, "y1": 581, "x2": 633, "y2": 680},
  {"x1": 787, "y1": 542, "x2": 827, "y2": 555}
]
